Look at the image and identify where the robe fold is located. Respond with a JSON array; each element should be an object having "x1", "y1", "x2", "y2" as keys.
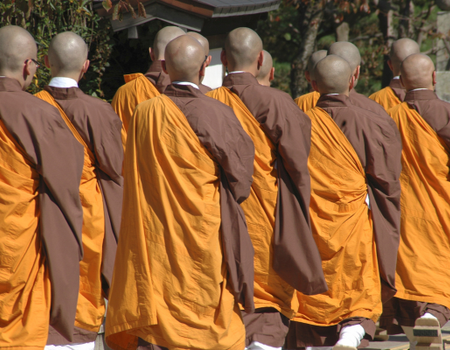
[
  {"x1": 0, "y1": 77, "x2": 84, "y2": 347},
  {"x1": 294, "y1": 91, "x2": 320, "y2": 112},
  {"x1": 287, "y1": 94, "x2": 401, "y2": 348},
  {"x1": 111, "y1": 61, "x2": 169, "y2": 149},
  {"x1": 207, "y1": 73, "x2": 326, "y2": 320},
  {"x1": 35, "y1": 86, "x2": 123, "y2": 343},
  {"x1": 369, "y1": 78, "x2": 405, "y2": 111},
  {"x1": 388, "y1": 90, "x2": 450, "y2": 311},
  {"x1": 105, "y1": 84, "x2": 255, "y2": 350}
]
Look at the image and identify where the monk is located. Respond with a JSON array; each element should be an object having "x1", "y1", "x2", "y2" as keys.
[
  {"x1": 33, "y1": 32, "x2": 123, "y2": 349},
  {"x1": 328, "y1": 42, "x2": 390, "y2": 117},
  {"x1": 286, "y1": 55, "x2": 401, "y2": 350},
  {"x1": 256, "y1": 50, "x2": 275, "y2": 87},
  {"x1": 383, "y1": 53, "x2": 450, "y2": 350},
  {"x1": 207, "y1": 27, "x2": 326, "y2": 350},
  {"x1": 369, "y1": 38, "x2": 420, "y2": 110},
  {"x1": 0, "y1": 25, "x2": 84, "y2": 348},
  {"x1": 186, "y1": 31, "x2": 213, "y2": 93},
  {"x1": 105, "y1": 35, "x2": 256, "y2": 350},
  {"x1": 293, "y1": 50, "x2": 326, "y2": 111},
  {"x1": 111, "y1": 26, "x2": 185, "y2": 148}
]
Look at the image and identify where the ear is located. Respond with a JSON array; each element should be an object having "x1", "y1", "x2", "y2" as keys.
[
  {"x1": 387, "y1": 59, "x2": 394, "y2": 73},
  {"x1": 354, "y1": 65, "x2": 361, "y2": 80},
  {"x1": 257, "y1": 51, "x2": 264, "y2": 69},
  {"x1": 82, "y1": 60, "x2": 90, "y2": 74},
  {"x1": 269, "y1": 67, "x2": 275, "y2": 82},
  {"x1": 149, "y1": 47, "x2": 155, "y2": 62},
  {"x1": 311, "y1": 80, "x2": 319, "y2": 92},
  {"x1": 205, "y1": 55, "x2": 212, "y2": 68},
  {"x1": 44, "y1": 55, "x2": 50, "y2": 69},
  {"x1": 23, "y1": 59, "x2": 33, "y2": 77},
  {"x1": 349, "y1": 75, "x2": 355, "y2": 91},
  {"x1": 305, "y1": 70, "x2": 311, "y2": 83},
  {"x1": 161, "y1": 60, "x2": 168, "y2": 74},
  {"x1": 432, "y1": 71, "x2": 437, "y2": 87},
  {"x1": 199, "y1": 60, "x2": 207, "y2": 78},
  {"x1": 220, "y1": 49, "x2": 228, "y2": 67}
]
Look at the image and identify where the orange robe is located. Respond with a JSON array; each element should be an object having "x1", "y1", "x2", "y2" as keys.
[
  {"x1": 389, "y1": 102, "x2": 450, "y2": 310},
  {"x1": 35, "y1": 91, "x2": 107, "y2": 333},
  {"x1": 105, "y1": 94, "x2": 246, "y2": 350},
  {"x1": 294, "y1": 91, "x2": 320, "y2": 111},
  {"x1": 292, "y1": 106, "x2": 382, "y2": 326},
  {"x1": 111, "y1": 73, "x2": 160, "y2": 149},
  {"x1": 0, "y1": 119, "x2": 51, "y2": 349},
  {"x1": 369, "y1": 87, "x2": 401, "y2": 111}
]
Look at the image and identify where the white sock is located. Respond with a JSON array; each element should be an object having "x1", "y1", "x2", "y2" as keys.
[
  {"x1": 335, "y1": 324, "x2": 365, "y2": 348},
  {"x1": 245, "y1": 341, "x2": 282, "y2": 350},
  {"x1": 420, "y1": 312, "x2": 439, "y2": 320}
]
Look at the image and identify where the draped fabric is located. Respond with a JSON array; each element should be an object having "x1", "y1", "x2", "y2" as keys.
[
  {"x1": 106, "y1": 95, "x2": 245, "y2": 350},
  {"x1": 369, "y1": 87, "x2": 401, "y2": 111},
  {"x1": 111, "y1": 73, "x2": 161, "y2": 150},
  {"x1": 294, "y1": 91, "x2": 320, "y2": 112},
  {"x1": 389, "y1": 102, "x2": 450, "y2": 310},
  {"x1": 293, "y1": 107, "x2": 382, "y2": 326},
  {"x1": 35, "y1": 90, "x2": 107, "y2": 332}
]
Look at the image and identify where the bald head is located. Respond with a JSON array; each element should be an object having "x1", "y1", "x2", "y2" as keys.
[
  {"x1": 47, "y1": 32, "x2": 88, "y2": 78},
  {"x1": 389, "y1": 38, "x2": 420, "y2": 76},
  {"x1": 0, "y1": 25, "x2": 37, "y2": 82},
  {"x1": 187, "y1": 32, "x2": 209, "y2": 56},
  {"x1": 256, "y1": 50, "x2": 274, "y2": 86},
  {"x1": 306, "y1": 50, "x2": 327, "y2": 82},
  {"x1": 313, "y1": 55, "x2": 353, "y2": 95},
  {"x1": 328, "y1": 42, "x2": 361, "y2": 72},
  {"x1": 223, "y1": 27, "x2": 263, "y2": 75},
  {"x1": 400, "y1": 53, "x2": 435, "y2": 91},
  {"x1": 164, "y1": 35, "x2": 206, "y2": 84},
  {"x1": 152, "y1": 26, "x2": 185, "y2": 60}
]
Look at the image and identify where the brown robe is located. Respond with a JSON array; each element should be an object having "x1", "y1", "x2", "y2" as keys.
[
  {"x1": 221, "y1": 73, "x2": 326, "y2": 347},
  {"x1": 380, "y1": 89, "x2": 450, "y2": 334},
  {"x1": 199, "y1": 83, "x2": 212, "y2": 94},
  {"x1": 42, "y1": 86, "x2": 124, "y2": 344},
  {"x1": 145, "y1": 60, "x2": 171, "y2": 93},
  {"x1": 287, "y1": 94, "x2": 402, "y2": 348},
  {"x1": 389, "y1": 78, "x2": 406, "y2": 102},
  {"x1": 0, "y1": 77, "x2": 85, "y2": 342}
]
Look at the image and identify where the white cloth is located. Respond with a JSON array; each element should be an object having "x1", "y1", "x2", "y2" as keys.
[
  {"x1": 335, "y1": 324, "x2": 365, "y2": 348},
  {"x1": 48, "y1": 77, "x2": 78, "y2": 88},
  {"x1": 172, "y1": 81, "x2": 199, "y2": 89},
  {"x1": 305, "y1": 347, "x2": 333, "y2": 350},
  {"x1": 228, "y1": 71, "x2": 245, "y2": 74},
  {"x1": 421, "y1": 312, "x2": 439, "y2": 320},
  {"x1": 45, "y1": 341, "x2": 95, "y2": 350},
  {"x1": 410, "y1": 88, "x2": 429, "y2": 92},
  {"x1": 246, "y1": 341, "x2": 282, "y2": 350},
  {"x1": 393, "y1": 76, "x2": 400, "y2": 80}
]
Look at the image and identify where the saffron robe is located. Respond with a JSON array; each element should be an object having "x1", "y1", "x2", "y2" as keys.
[
  {"x1": 294, "y1": 91, "x2": 320, "y2": 112},
  {"x1": 207, "y1": 73, "x2": 326, "y2": 319},
  {"x1": 0, "y1": 77, "x2": 84, "y2": 347},
  {"x1": 369, "y1": 79, "x2": 405, "y2": 111},
  {"x1": 287, "y1": 94, "x2": 402, "y2": 347},
  {"x1": 388, "y1": 89, "x2": 450, "y2": 311},
  {"x1": 35, "y1": 86, "x2": 123, "y2": 344},
  {"x1": 111, "y1": 61, "x2": 169, "y2": 149},
  {"x1": 105, "y1": 84, "x2": 255, "y2": 350}
]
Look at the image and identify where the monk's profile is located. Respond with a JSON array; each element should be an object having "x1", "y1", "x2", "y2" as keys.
[{"x1": 256, "y1": 50, "x2": 275, "y2": 87}]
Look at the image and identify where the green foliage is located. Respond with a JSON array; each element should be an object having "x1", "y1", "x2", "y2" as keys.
[{"x1": 0, "y1": 0, "x2": 113, "y2": 97}]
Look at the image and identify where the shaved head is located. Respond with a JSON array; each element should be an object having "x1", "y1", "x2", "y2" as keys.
[
  {"x1": 328, "y1": 42, "x2": 361, "y2": 72},
  {"x1": 307, "y1": 50, "x2": 327, "y2": 74},
  {"x1": 0, "y1": 25, "x2": 37, "y2": 75},
  {"x1": 164, "y1": 35, "x2": 205, "y2": 83},
  {"x1": 313, "y1": 55, "x2": 353, "y2": 95},
  {"x1": 187, "y1": 32, "x2": 209, "y2": 55},
  {"x1": 400, "y1": 53, "x2": 435, "y2": 91},
  {"x1": 223, "y1": 27, "x2": 263, "y2": 75},
  {"x1": 48, "y1": 32, "x2": 88, "y2": 77},
  {"x1": 152, "y1": 26, "x2": 185, "y2": 60},
  {"x1": 389, "y1": 38, "x2": 420, "y2": 76},
  {"x1": 256, "y1": 50, "x2": 274, "y2": 86}
]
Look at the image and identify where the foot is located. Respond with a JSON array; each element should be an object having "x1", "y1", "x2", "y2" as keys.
[{"x1": 413, "y1": 316, "x2": 443, "y2": 350}]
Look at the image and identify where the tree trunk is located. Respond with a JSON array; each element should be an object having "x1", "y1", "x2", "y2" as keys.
[
  {"x1": 336, "y1": 22, "x2": 349, "y2": 42},
  {"x1": 399, "y1": 0, "x2": 415, "y2": 38},
  {"x1": 377, "y1": 0, "x2": 395, "y2": 87},
  {"x1": 290, "y1": 0, "x2": 323, "y2": 98}
]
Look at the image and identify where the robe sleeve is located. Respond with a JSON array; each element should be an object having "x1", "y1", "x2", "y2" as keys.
[{"x1": 365, "y1": 121, "x2": 402, "y2": 303}]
